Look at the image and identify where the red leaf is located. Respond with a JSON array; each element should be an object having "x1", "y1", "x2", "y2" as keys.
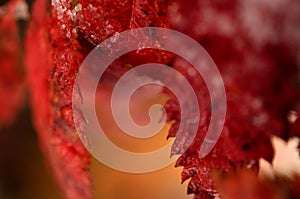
[
  {"x1": 0, "y1": 0, "x2": 25, "y2": 126},
  {"x1": 166, "y1": 0, "x2": 300, "y2": 197},
  {"x1": 26, "y1": 0, "x2": 171, "y2": 198}
]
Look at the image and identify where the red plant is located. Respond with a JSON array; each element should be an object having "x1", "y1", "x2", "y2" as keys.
[
  {"x1": 0, "y1": 0, "x2": 25, "y2": 126},
  {"x1": 1, "y1": 0, "x2": 298, "y2": 199}
]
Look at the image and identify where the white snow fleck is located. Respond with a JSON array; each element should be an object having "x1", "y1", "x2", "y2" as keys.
[{"x1": 74, "y1": 3, "x2": 82, "y2": 12}]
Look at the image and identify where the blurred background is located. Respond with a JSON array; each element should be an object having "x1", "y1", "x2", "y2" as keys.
[
  {"x1": 0, "y1": 107, "x2": 62, "y2": 199},
  {"x1": 0, "y1": 104, "x2": 194, "y2": 199}
]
